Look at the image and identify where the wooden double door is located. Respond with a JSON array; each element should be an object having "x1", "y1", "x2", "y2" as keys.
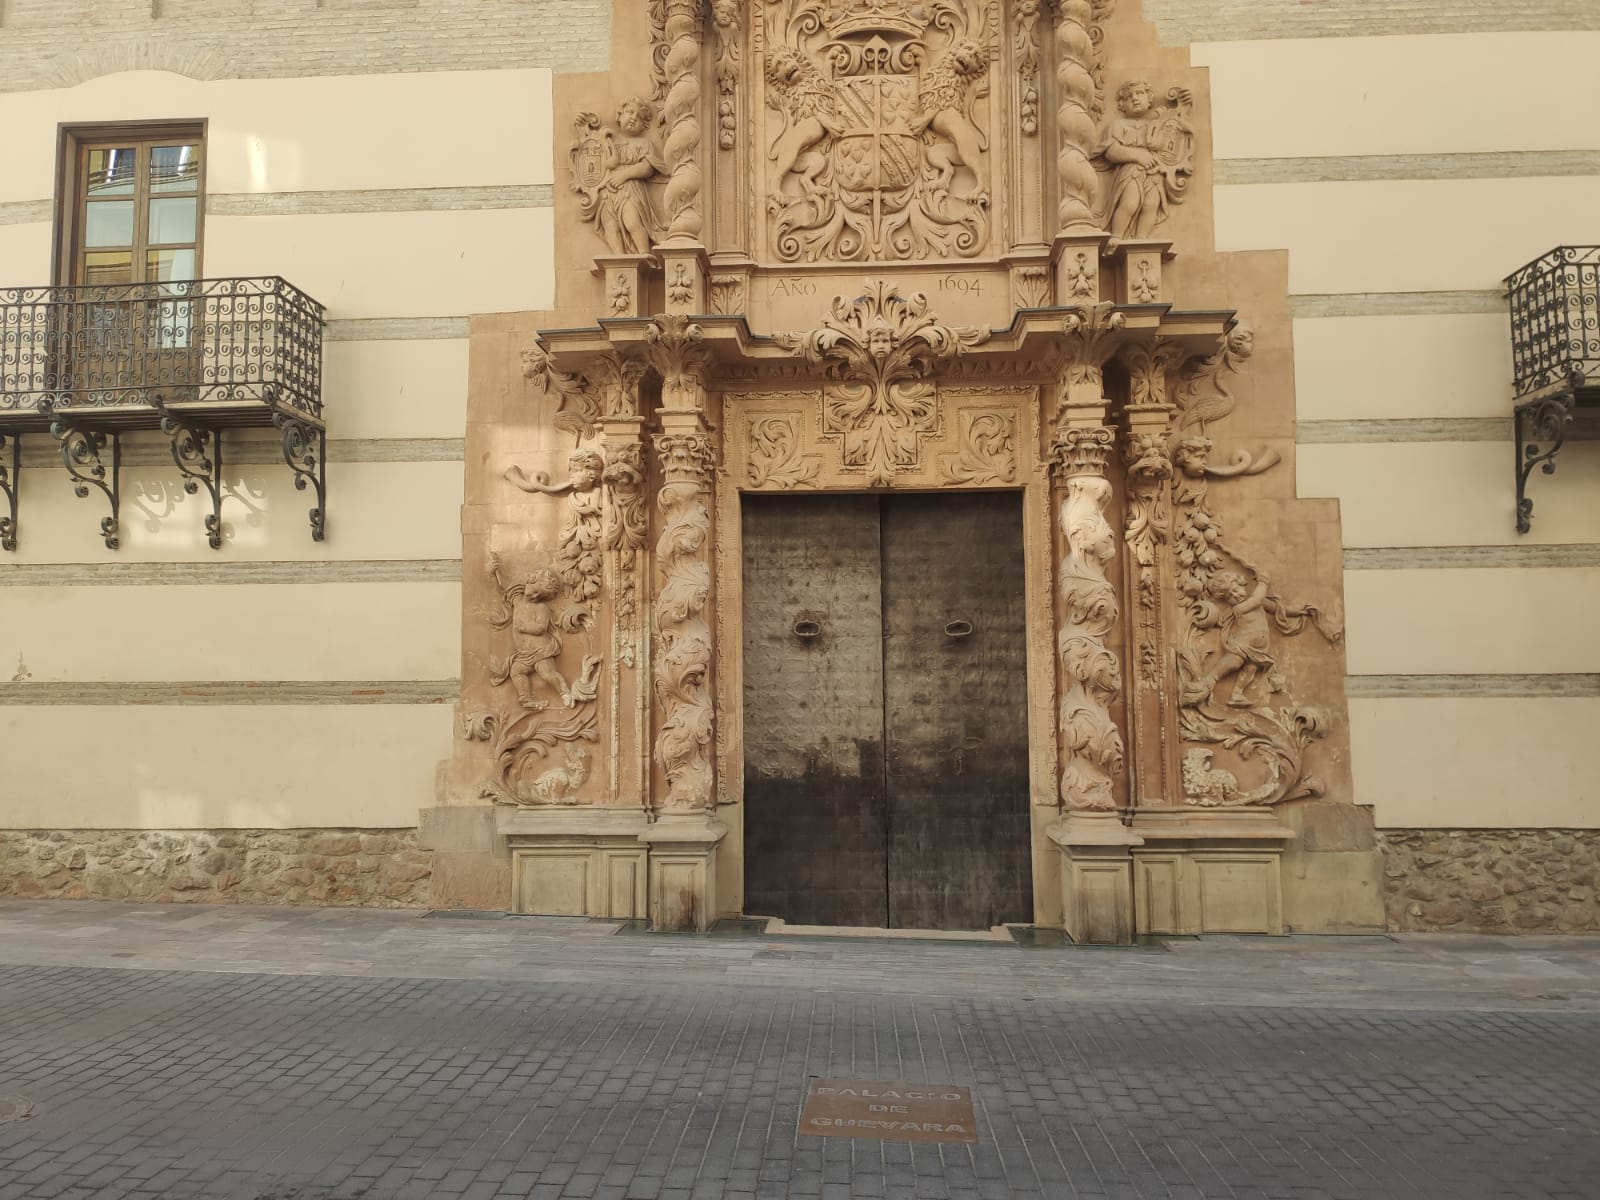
[{"x1": 741, "y1": 492, "x2": 1033, "y2": 930}]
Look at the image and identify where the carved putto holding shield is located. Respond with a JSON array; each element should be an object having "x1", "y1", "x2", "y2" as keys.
[
  {"x1": 571, "y1": 99, "x2": 668, "y2": 256},
  {"x1": 764, "y1": 0, "x2": 997, "y2": 261}
]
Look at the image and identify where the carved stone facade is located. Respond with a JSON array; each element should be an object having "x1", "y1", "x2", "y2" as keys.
[{"x1": 429, "y1": 0, "x2": 1382, "y2": 939}]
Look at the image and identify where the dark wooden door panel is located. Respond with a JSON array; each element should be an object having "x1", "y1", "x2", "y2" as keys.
[
  {"x1": 881, "y1": 492, "x2": 1033, "y2": 930},
  {"x1": 741, "y1": 494, "x2": 887, "y2": 927}
]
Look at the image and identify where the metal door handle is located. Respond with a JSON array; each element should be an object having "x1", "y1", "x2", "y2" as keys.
[
  {"x1": 943, "y1": 619, "x2": 973, "y2": 639},
  {"x1": 793, "y1": 618, "x2": 822, "y2": 640}
]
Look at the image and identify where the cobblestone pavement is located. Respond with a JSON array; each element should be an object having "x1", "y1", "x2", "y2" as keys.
[{"x1": 1, "y1": 902, "x2": 1598, "y2": 1200}]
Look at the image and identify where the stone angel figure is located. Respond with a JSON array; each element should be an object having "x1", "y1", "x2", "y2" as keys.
[
  {"x1": 1095, "y1": 80, "x2": 1195, "y2": 239},
  {"x1": 570, "y1": 98, "x2": 667, "y2": 255}
]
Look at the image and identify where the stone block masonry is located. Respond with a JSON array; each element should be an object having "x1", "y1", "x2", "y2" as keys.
[
  {"x1": 0, "y1": 829, "x2": 432, "y2": 908},
  {"x1": 1381, "y1": 829, "x2": 1600, "y2": 934}
]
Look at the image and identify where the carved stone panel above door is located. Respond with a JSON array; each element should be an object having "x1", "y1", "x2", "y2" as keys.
[{"x1": 760, "y1": 0, "x2": 999, "y2": 262}]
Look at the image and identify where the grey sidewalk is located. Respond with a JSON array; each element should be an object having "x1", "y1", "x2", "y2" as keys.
[{"x1": 2, "y1": 901, "x2": 1598, "y2": 1200}]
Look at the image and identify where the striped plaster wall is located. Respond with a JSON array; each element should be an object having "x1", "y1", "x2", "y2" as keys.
[
  {"x1": 1195, "y1": 30, "x2": 1600, "y2": 829},
  {"x1": 0, "y1": 68, "x2": 559, "y2": 829}
]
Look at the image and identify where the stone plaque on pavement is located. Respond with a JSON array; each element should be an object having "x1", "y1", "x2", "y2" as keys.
[{"x1": 799, "y1": 1077, "x2": 978, "y2": 1143}]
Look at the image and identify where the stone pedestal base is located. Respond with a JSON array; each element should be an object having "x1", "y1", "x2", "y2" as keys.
[
  {"x1": 498, "y1": 808, "x2": 651, "y2": 920},
  {"x1": 497, "y1": 809, "x2": 728, "y2": 930},
  {"x1": 641, "y1": 816, "x2": 727, "y2": 932},
  {"x1": 1049, "y1": 815, "x2": 1143, "y2": 945},
  {"x1": 1130, "y1": 808, "x2": 1294, "y2": 935}
]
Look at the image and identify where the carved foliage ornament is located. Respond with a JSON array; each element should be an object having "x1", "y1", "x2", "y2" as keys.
[
  {"x1": 939, "y1": 409, "x2": 1015, "y2": 485},
  {"x1": 764, "y1": 0, "x2": 997, "y2": 261},
  {"x1": 776, "y1": 281, "x2": 989, "y2": 486},
  {"x1": 645, "y1": 315, "x2": 711, "y2": 410},
  {"x1": 747, "y1": 414, "x2": 821, "y2": 488}
]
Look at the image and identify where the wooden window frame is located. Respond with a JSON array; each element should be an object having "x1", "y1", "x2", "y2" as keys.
[{"x1": 52, "y1": 118, "x2": 209, "y2": 288}]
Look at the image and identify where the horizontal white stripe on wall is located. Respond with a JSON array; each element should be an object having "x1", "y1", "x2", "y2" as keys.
[
  {"x1": 0, "y1": 582, "x2": 461, "y2": 683},
  {"x1": 1214, "y1": 176, "x2": 1600, "y2": 295},
  {"x1": 1192, "y1": 32, "x2": 1600, "y2": 160},
  {"x1": 1343, "y1": 569, "x2": 1600, "y2": 676},
  {"x1": 1351, "y1": 696, "x2": 1600, "y2": 828},
  {"x1": 1297, "y1": 441, "x2": 1600, "y2": 549},
  {"x1": 0, "y1": 703, "x2": 454, "y2": 829}
]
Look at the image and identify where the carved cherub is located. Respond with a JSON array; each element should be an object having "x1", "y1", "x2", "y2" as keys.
[
  {"x1": 488, "y1": 555, "x2": 573, "y2": 710},
  {"x1": 1186, "y1": 566, "x2": 1274, "y2": 709},
  {"x1": 1097, "y1": 80, "x2": 1195, "y2": 239},
  {"x1": 913, "y1": 39, "x2": 990, "y2": 193},
  {"x1": 765, "y1": 47, "x2": 843, "y2": 193},
  {"x1": 573, "y1": 98, "x2": 666, "y2": 256},
  {"x1": 506, "y1": 449, "x2": 605, "y2": 613}
]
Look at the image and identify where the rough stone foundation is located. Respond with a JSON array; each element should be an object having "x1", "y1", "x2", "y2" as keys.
[
  {"x1": 0, "y1": 829, "x2": 433, "y2": 908},
  {"x1": 1380, "y1": 829, "x2": 1600, "y2": 934}
]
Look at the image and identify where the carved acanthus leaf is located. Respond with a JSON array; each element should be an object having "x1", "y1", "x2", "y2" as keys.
[
  {"x1": 776, "y1": 281, "x2": 989, "y2": 486},
  {"x1": 708, "y1": 272, "x2": 745, "y2": 315},
  {"x1": 644, "y1": 314, "x2": 711, "y2": 409},
  {"x1": 940, "y1": 410, "x2": 1017, "y2": 486},
  {"x1": 747, "y1": 415, "x2": 820, "y2": 489}
]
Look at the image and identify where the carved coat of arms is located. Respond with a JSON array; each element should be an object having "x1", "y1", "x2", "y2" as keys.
[{"x1": 763, "y1": 0, "x2": 996, "y2": 261}]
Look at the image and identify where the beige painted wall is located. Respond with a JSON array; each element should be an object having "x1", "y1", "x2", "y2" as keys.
[
  {"x1": 1200, "y1": 27, "x2": 1600, "y2": 831},
  {"x1": 0, "y1": 705, "x2": 451, "y2": 829}
]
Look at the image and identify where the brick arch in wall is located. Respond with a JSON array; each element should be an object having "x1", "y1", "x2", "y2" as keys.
[{"x1": 38, "y1": 40, "x2": 234, "y2": 89}]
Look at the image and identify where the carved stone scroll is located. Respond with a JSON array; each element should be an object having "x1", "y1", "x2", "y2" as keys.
[
  {"x1": 522, "y1": 345, "x2": 599, "y2": 439},
  {"x1": 659, "y1": 0, "x2": 706, "y2": 243},
  {"x1": 652, "y1": 430, "x2": 716, "y2": 812},
  {"x1": 776, "y1": 281, "x2": 989, "y2": 486}
]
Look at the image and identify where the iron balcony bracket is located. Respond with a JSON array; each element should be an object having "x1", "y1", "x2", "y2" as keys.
[
  {"x1": 1513, "y1": 372, "x2": 1579, "y2": 534},
  {"x1": 42, "y1": 402, "x2": 121, "y2": 551},
  {"x1": 152, "y1": 397, "x2": 225, "y2": 550},
  {"x1": 0, "y1": 432, "x2": 18, "y2": 552},
  {"x1": 272, "y1": 409, "x2": 326, "y2": 542}
]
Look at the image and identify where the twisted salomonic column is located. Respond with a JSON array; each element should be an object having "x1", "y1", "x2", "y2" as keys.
[
  {"x1": 1053, "y1": 427, "x2": 1124, "y2": 810},
  {"x1": 651, "y1": 430, "x2": 715, "y2": 811},
  {"x1": 1054, "y1": 0, "x2": 1104, "y2": 234},
  {"x1": 660, "y1": 0, "x2": 705, "y2": 243}
]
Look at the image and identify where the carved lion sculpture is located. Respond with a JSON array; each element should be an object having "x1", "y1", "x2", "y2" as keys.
[
  {"x1": 765, "y1": 47, "x2": 842, "y2": 192},
  {"x1": 913, "y1": 39, "x2": 990, "y2": 191}
]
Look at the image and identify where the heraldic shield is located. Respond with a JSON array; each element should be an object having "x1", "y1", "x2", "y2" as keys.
[{"x1": 834, "y1": 73, "x2": 922, "y2": 194}]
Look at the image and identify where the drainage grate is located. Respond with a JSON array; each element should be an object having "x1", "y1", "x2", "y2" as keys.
[{"x1": 0, "y1": 1096, "x2": 34, "y2": 1127}]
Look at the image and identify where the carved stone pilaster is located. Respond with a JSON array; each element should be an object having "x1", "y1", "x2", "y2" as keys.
[
  {"x1": 651, "y1": 424, "x2": 716, "y2": 814},
  {"x1": 658, "y1": 0, "x2": 706, "y2": 244},
  {"x1": 1119, "y1": 337, "x2": 1186, "y2": 808}
]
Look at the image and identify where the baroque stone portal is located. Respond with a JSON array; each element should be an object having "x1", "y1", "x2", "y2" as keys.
[{"x1": 431, "y1": 0, "x2": 1382, "y2": 942}]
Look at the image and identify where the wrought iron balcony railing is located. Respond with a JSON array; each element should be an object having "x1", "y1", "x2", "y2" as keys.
[
  {"x1": 0, "y1": 276, "x2": 326, "y2": 550},
  {"x1": 1506, "y1": 246, "x2": 1599, "y2": 532}
]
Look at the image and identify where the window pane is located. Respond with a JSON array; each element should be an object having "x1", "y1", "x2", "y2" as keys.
[
  {"x1": 150, "y1": 144, "x2": 201, "y2": 193},
  {"x1": 86, "y1": 147, "x2": 137, "y2": 196},
  {"x1": 148, "y1": 197, "x2": 197, "y2": 246},
  {"x1": 146, "y1": 248, "x2": 197, "y2": 282},
  {"x1": 84, "y1": 201, "x2": 134, "y2": 247},
  {"x1": 82, "y1": 251, "x2": 133, "y2": 286}
]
